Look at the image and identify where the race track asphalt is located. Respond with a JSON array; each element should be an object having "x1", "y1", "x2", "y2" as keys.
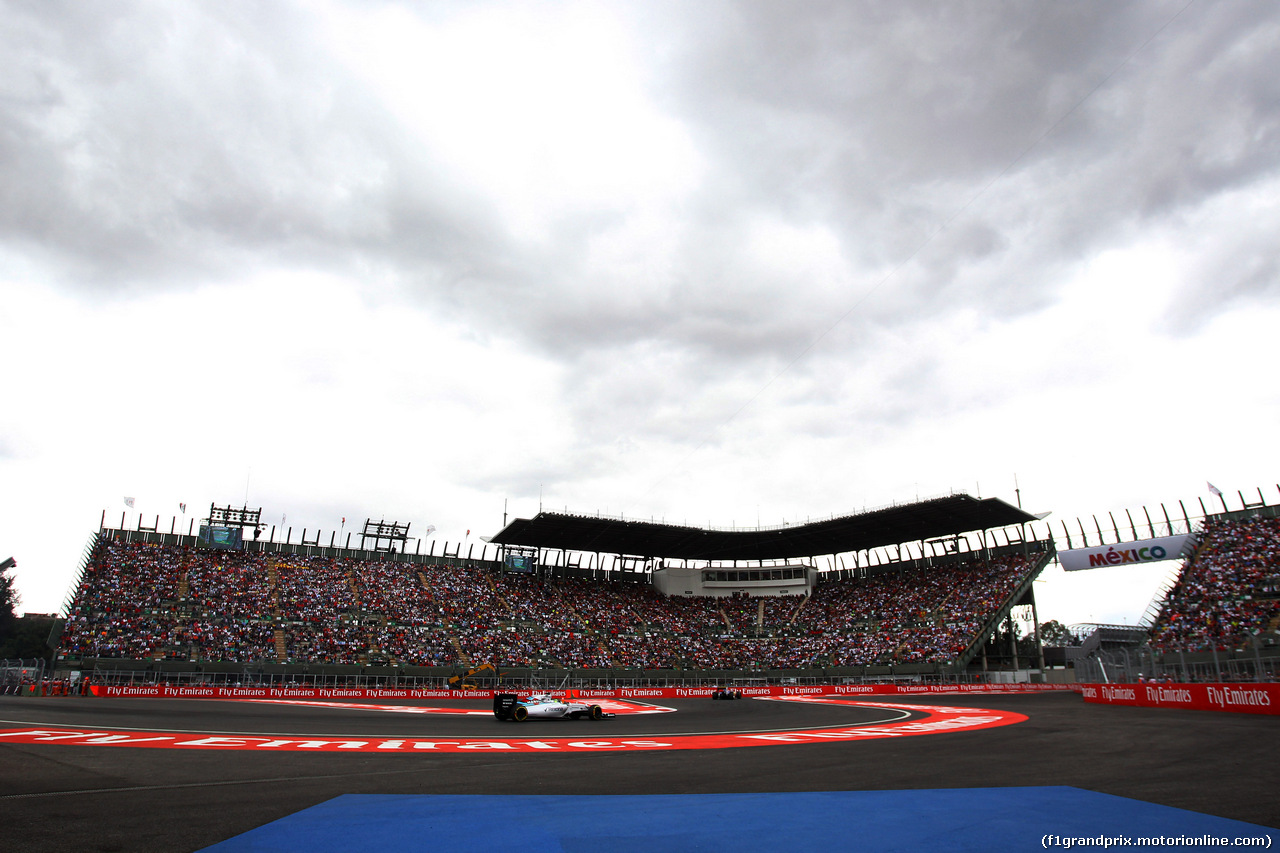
[{"x1": 0, "y1": 692, "x2": 1276, "y2": 852}]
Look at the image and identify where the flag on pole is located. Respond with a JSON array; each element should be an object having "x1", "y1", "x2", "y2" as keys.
[
  {"x1": 123, "y1": 497, "x2": 135, "y2": 508},
  {"x1": 179, "y1": 502, "x2": 186, "y2": 514},
  {"x1": 1207, "y1": 482, "x2": 1223, "y2": 498}
]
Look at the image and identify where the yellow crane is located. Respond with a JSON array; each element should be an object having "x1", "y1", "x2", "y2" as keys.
[{"x1": 447, "y1": 663, "x2": 503, "y2": 690}]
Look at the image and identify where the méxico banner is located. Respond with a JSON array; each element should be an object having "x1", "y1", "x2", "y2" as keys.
[{"x1": 1059, "y1": 534, "x2": 1194, "y2": 572}]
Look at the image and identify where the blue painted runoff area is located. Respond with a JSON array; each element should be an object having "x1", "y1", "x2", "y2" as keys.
[{"x1": 202, "y1": 788, "x2": 1275, "y2": 853}]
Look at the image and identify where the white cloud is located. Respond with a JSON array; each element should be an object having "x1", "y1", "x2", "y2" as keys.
[
  {"x1": 2, "y1": 1, "x2": 1278, "y2": 627},
  {"x1": 322, "y1": 1, "x2": 702, "y2": 241}
]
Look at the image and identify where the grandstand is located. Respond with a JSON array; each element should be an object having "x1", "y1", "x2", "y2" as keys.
[
  {"x1": 52, "y1": 494, "x2": 1060, "y2": 687},
  {"x1": 1149, "y1": 514, "x2": 1280, "y2": 651},
  {"x1": 1069, "y1": 505, "x2": 1280, "y2": 683},
  {"x1": 49, "y1": 491, "x2": 1280, "y2": 688}
]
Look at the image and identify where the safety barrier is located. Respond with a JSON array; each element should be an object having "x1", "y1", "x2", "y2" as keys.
[
  {"x1": 88, "y1": 682, "x2": 1069, "y2": 701},
  {"x1": 1077, "y1": 682, "x2": 1280, "y2": 715}
]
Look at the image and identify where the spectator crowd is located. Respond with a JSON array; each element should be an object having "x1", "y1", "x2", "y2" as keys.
[
  {"x1": 60, "y1": 534, "x2": 1052, "y2": 670},
  {"x1": 1150, "y1": 516, "x2": 1280, "y2": 653}
]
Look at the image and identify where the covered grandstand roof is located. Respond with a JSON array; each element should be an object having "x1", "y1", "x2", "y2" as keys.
[{"x1": 489, "y1": 494, "x2": 1038, "y2": 561}]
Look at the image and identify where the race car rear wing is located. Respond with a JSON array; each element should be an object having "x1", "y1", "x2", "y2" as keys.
[{"x1": 493, "y1": 693, "x2": 520, "y2": 720}]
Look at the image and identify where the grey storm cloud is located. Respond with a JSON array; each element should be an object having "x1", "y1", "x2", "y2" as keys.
[
  {"x1": 644, "y1": 0, "x2": 1280, "y2": 316},
  {"x1": 4, "y1": 0, "x2": 1279, "y2": 386},
  {"x1": 0, "y1": 2, "x2": 513, "y2": 291}
]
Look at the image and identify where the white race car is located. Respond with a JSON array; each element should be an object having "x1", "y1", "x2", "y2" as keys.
[{"x1": 493, "y1": 692, "x2": 612, "y2": 721}]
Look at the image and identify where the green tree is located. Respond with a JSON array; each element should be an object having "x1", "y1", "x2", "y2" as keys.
[
  {"x1": 0, "y1": 615, "x2": 56, "y2": 660},
  {"x1": 982, "y1": 625, "x2": 1039, "y2": 661},
  {"x1": 0, "y1": 559, "x2": 55, "y2": 661},
  {"x1": 1038, "y1": 620, "x2": 1076, "y2": 646},
  {"x1": 0, "y1": 557, "x2": 17, "y2": 636}
]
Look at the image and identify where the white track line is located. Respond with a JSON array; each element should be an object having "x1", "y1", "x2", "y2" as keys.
[{"x1": 0, "y1": 702, "x2": 915, "y2": 739}]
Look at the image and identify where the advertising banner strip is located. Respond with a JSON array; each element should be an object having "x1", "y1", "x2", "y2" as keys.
[
  {"x1": 1059, "y1": 534, "x2": 1193, "y2": 572},
  {"x1": 87, "y1": 683, "x2": 1070, "y2": 701},
  {"x1": 0, "y1": 699, "x2": 1027, "y2": 753},
  {"x1": 1077, "y1": 682, "x2": 1280, "y2": 715},
  {"x1": 234, "y1": 697, "x2": 673, "y2": 715}
]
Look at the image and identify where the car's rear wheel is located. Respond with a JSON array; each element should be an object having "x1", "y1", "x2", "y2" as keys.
[{"x1": 512, "y1": 705, "x2": 528, "y2": 722}]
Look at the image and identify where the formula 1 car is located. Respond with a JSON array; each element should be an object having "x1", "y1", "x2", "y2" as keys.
[
  {"x1": 711, "y1": 687, "x2": 744, "y2": 700},
  {"x1": 493, "y1": 692, "x2": 614, "y2": 721}
]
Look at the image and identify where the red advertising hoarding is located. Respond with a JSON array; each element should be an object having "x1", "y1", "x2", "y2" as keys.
[
  {"x1": 1077, "y1": 682, "x2": 1279, "y2": 715},
  {"x1": 87, "y1": 683, "x2": 1069, "y2": 701}
]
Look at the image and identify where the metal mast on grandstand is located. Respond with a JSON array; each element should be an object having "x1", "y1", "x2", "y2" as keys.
[{"x1": 361, "y1": 519, "x2": 411, "y2": 553}]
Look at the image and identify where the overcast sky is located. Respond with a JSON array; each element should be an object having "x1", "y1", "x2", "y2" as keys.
[{"x1": 2, "y1": 1, "x2": 1278, "y2": 626}]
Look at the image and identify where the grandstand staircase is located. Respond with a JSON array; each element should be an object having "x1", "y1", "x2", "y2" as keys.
[
  {"x1": 347, "y1": 569, "x2": 361, "y2": 609},
  {"x1": 953, "y1": 548, "x2": 1057, "y2": 671},
  {"x1": 450, "y1": 637, "x2": 471, "y2": 667},
  {"x1": 267, "y1": 558, "x2": 281, "y2": 616},
  {"x1": 346, "y1": 567, "x2": 376, "y2": 664},
  {"x1": 268, "y1": 555, "x2": 289, "y2": 660},
  {"x1": 718, "y1": 607, "x2": 734, "y2": 631},
  {"x1": 177, "y1": 552, "x2": 190, "y2": 600},
  {"x1": 598, "y1": 641, "x2": 617, "y2": 668},
  {"x1": 484, "y1": 574, "x2": 515, "y2": 617},
  {"x1": 561, "y1": 594, "x2": 589, "y2": 632},
  {"x1": 1140, "y1": 577, "x2": 1180, "y2": 629},
  {"x1": 788, "y1": 594, "x2": 809, "y2": 626},
  {"x1": 1140, "y1": 532, "x2": 1203, "y2": 628}
]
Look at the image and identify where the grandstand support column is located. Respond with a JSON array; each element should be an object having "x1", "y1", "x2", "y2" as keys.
[
  {"x1": 1007, "y1": 613, "x2": 1019, "y2": 675},
  {"x1": 1030, "y1": 594, "x2": 1045, "y2": 673}
]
